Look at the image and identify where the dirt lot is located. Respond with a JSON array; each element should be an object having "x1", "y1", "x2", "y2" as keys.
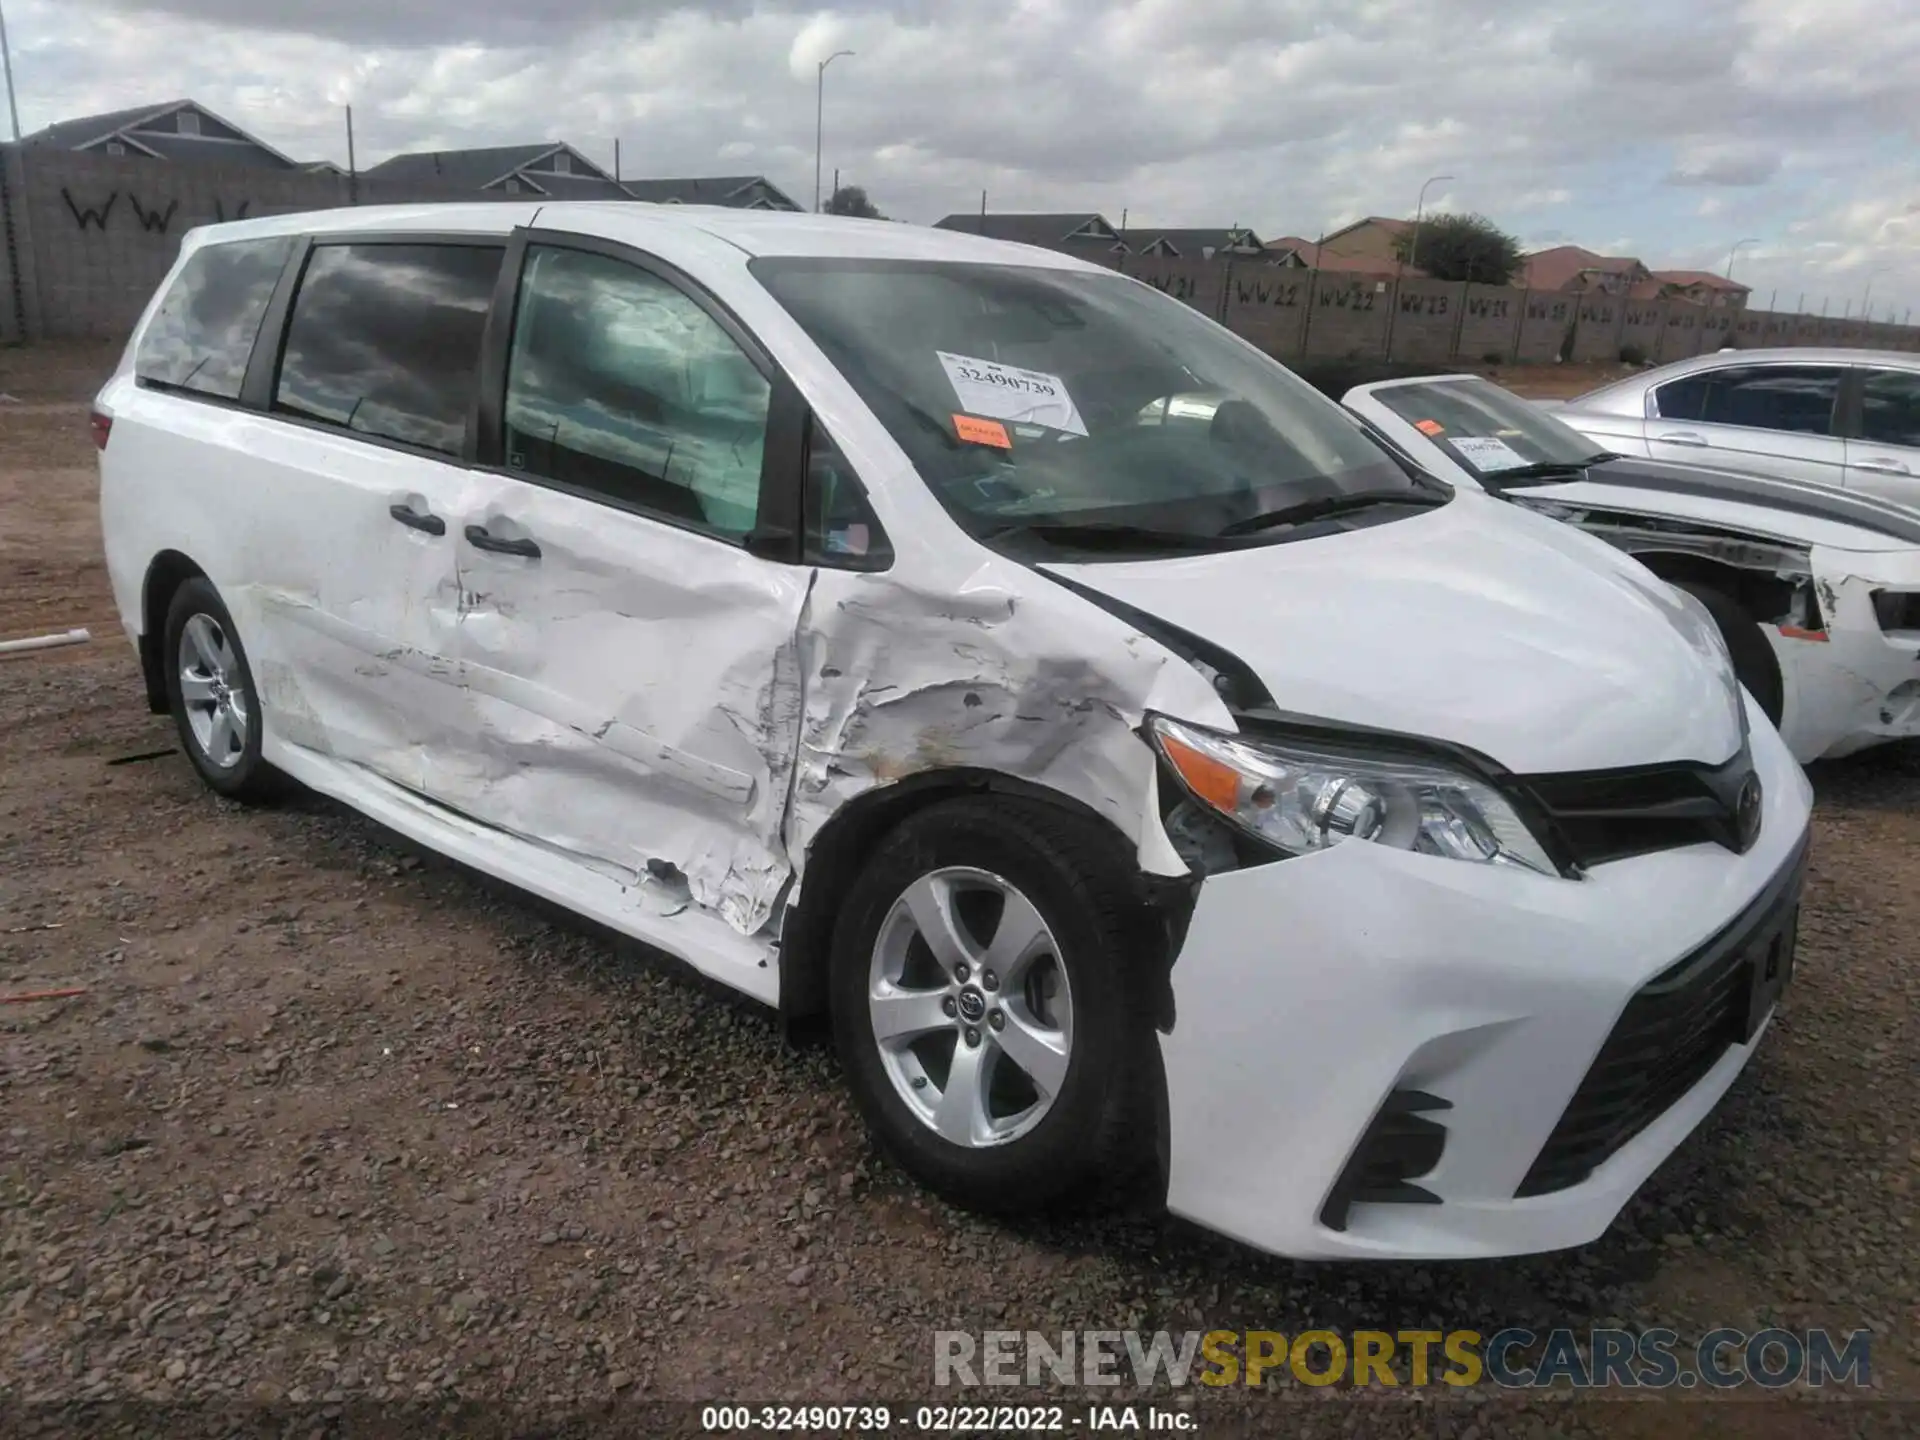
[{"x1": 2, "y1": 343, "x2": 1917, "y2": 1437}]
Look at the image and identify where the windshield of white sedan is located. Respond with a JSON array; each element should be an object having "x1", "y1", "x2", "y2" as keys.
[
  {"x1": 751, "y1": 258, "x2": 1433, "y2": 551},
  {"x1": 1371, "y1": 377, "x2": 1613, "y2": 483}
]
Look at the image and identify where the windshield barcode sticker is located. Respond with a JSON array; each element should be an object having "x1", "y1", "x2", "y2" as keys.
[
  {"x1": 1448, "y1": 435, "x2": 1530, "y2": 472},
  {"x1": 937, "y1": 352, "x2": 1088, "y2": 436}
]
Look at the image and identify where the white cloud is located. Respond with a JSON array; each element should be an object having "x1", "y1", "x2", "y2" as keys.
[{"x1": 0, "y1": 0, "x2": 1912, "y2": 314}]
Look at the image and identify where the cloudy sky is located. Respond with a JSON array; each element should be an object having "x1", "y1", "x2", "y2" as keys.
[{"x1": 4, "y1": 0, "x2": 1915, "y2": 317}]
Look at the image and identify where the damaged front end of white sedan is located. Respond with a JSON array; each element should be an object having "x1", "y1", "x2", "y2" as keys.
[
  {"x1": 99, "y1": 204, "x2": 1813, "y2": 1262},
  {"x1": 1340, "y1": 371, "x2": 1920, "y2": 763}
]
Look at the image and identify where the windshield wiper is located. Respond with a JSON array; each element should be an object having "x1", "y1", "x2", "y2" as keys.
[
  {"x1": 1217, "y1": 488, "x2": 1447, "y2": 537},
  {"x1": 984, "y1": 520, "x2": 1227, "y2": 551},
  {"x1": 1475, "y1": 456, "x2": 1618, "y2": 488}
]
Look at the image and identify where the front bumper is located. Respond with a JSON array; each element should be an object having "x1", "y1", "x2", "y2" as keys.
[
  {"x1": 1779, "y1": 550, "x2": 1920, "y2": 760},
  {"x1": 1157, "y1": 705, "x2": 1813, "y2": 1260}
]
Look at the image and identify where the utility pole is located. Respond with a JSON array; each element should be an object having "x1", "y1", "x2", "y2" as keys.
[
  {"x1": 1407, "y1": 174, "x2": 1453, "y2": 274},
  {"x1": 812, "y1": 49, "x2": 853, "y2": 213},
  {"x1": 1724, "y1": 237, "x2": 1759, "y2": 280},
  {"x1": 614, "y1": 138, "x2": 621, "y2": 184},
  {"x1": 977, "y1": 188, "x2": 986, "y2": 234},
  {"x1": 345, "y1": 105, "x2": 358, "y2": 205},
  {"x1": 0, "y1": 0, "x2": 22, "y2": 141}
]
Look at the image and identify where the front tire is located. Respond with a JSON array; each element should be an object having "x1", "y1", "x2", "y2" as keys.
[
  {"x1": 829, "y1": 795, "x2": 1158, "y2": 1214},
  {"x1": 1673, "y1": 580, "x2": 1785, "y2": 726},
  {"x1": 162, "y1": 577, "x2": 285, "y2": 802}
]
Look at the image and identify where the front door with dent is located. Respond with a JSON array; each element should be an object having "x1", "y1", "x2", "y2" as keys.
[{"x1": 446, "y1": 237, "x2": 813, "y2": 936}]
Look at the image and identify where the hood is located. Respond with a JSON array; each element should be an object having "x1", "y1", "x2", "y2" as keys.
[
  {"x1": 1522, "y1": 455, "x2": 1920, "y2": 552},
  {"x1": 1044, "y1": 493, "x2": 1745, "y2": 775}
]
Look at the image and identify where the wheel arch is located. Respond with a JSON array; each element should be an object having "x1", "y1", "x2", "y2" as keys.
[
  {"x1": 139, "y1": 550, "x2": 209, "y2": 714},
  {"x1": 1627, "y1": 548, "x2": 1799, "y2": 629},
  {"x1": 778, "y1": 767, "x2": 1193, "y2": 1033}
]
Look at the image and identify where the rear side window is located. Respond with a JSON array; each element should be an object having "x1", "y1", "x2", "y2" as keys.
[
  {"x1": 274, "y1": 242, "x2": 504, "y2": 456},
  {"x1": 1653, "y1": 365, "x2": 1843, "y2": 436},
  {"x1": 1859, "y1": 369, "x2": 1920, "y2": 448},
  {"x1": 135, "y1": 236, "x2": 293, "y2": 400}
]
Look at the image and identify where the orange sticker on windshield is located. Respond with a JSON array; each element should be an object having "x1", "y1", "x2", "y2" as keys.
[
  {"x1": 1415, "y1": 419, "x2": 1446, "y2": 436},
  {"x1": 954, "y1": 414, "x2": 1012, "y2": 448}
]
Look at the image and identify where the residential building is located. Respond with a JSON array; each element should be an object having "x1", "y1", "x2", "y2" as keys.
[
  {"x1": 620, "y1": 176, "x2": 802, "y2": 210},
  {"x1": 1522, "y1": 245, "x2": 1654, "y2": 295},
  {"x1": 1117, "y1": 226, "x2": 1264, "y2": 260},
  {"x1": 1316, "y1": 216, "x2": 1414, "y2": 267},
  {"x1": 1264, "y1": 235, "x2": 1413, "y2": 275},
  {"x1": 20, "y1": 99, "x2": 302, "y2": 170},
  {"x1": 931, "y1": 212, "x2": 1129, "y2": 259},
  {"x1": 362, "y1": 143, "x2": 631, "y2": 200},
  {"x1": 1649, "y1": 270, "x2": 1753, "y2": 310}
]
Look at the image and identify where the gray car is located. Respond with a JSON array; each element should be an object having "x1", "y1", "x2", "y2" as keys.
[{"x1": 1550, "y1": 347, "x2": 1920, "y2": 509}]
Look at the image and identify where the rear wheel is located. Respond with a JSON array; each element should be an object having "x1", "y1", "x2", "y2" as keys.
[
  {"x1": 163, "y1": 577, "x2": 286, "y2": 802},
  {"x1": 829, "y1": 796, "x2": 1157, "y2": 1214},
  {"x1": 1673, "y1": 580, "x2": 1785, "y2": 725}
]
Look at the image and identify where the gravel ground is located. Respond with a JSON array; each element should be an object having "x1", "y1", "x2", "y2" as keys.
[{"x1": 2, "y1": 343, "x2": 1916, "y2": 1438}]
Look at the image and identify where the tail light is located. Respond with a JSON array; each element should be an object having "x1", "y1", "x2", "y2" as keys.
[{"x1": 89, "y1": 410, "x2": 113, "y2": 450}]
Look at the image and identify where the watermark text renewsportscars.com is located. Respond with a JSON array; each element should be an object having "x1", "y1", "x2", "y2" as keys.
[{"x1": 934, "y1": 1328, "x2": 1872, "y2": 1390}]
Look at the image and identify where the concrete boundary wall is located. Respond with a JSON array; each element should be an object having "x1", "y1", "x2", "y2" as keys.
[{"x1": 6, "y1": 145, "x2": 1920, "y2": 358}]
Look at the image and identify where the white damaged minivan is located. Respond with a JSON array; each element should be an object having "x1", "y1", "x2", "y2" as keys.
[{"x1": 95, "y1": 203, "x2": 1812, "y2": 1260}]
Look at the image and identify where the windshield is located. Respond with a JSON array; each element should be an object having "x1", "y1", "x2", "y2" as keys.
[
  {"x1": 1368, "y1": 376, "x2": 1612, "y2": 484},
  {"x1": 750, "y1": 257, "x2": 1434, "y2": 552}
]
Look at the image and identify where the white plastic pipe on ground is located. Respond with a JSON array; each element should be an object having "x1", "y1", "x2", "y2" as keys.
[{"x1": 0, "y1": 627, "x2": 91, "y2": 655}]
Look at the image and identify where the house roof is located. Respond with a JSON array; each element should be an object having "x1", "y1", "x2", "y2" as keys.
[
  {"x1": 1320, "y1": 216, "x2": 1413, "y2": 244},
  {"x1": 1522, "y1": 245, "x2": 1650, "y2": 290},
  {"x1": 930, "y1": 213, "x2": 1124, "y2": 250},
  {"x1": 362, "y1": 144, "x2": 566, "y2": 187},
  {"x1": 1650, "y1": 269, "x2": 1753, "y2": 294},
  {"x1": 21, "y1": 98, "x2": 300, "y2": 168},
  {"x1": 620, "y1": 175, "x2": 801, "y2": 209},
  {"x1": 1118, "y1": 227, "x2": 1263, "y2": 257},
  {"x1": 22, "y1": 100, "x2": 194, "y2": 149}
]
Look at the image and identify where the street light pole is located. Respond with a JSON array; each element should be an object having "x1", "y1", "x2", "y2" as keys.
[
  {"x1": 813, "y1": 48, "x2": 854, "y2": 214},
  {"x1": 1406, "y1": 174, "x2": 1454, "y2": 274},
  {"x1": 1861, "y1": 267, "x2": 1890, "y2": 320},
  {"x1": 0, "y1": 0, "x2": 23, "y2": 142},
  {"x1": 1725, "y1": 237, "x2": 1760, "y2": 280}
]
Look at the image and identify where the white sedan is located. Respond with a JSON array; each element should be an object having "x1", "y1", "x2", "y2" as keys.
[{"x1": 1343, "y1": 371, "x2": 1920, "y2": 762}]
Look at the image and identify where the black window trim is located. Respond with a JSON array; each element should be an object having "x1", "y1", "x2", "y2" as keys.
[
  {"x1": 132, "y1": 232, "x2": 305, "y2": 412},
  {"x1": 248, "y1": 230, "x2": 512, "y2": 467},
  {"x1": 1651, "y1": 359, "x2": 1850, "y2": 439},
  {"x1": 472, "y1": 226, "x2": 807, "y2": 565}
]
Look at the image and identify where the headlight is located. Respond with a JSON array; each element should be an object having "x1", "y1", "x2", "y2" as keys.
[
  {"x1": 1664, "y1": 585, "x2": 1745, "y2": 729},
  {"x1": 1148, "y1": 715, "x2": 1560, "y2": 876}
]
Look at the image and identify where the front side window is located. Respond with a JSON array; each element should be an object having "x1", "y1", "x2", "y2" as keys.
[
  {"x1": 135, "y1": 236, "x2": 293, "y2": 401},
  {"x1": 502, "y1": 245, "x2": 771, "y2": 541},
  {"x1": 1364, "y1": 377, "x2": 1613, "y2": 486},
  {"x1": 273, "y1": 242, "x2": 504, "y2": 456},
  {"x1": 750, "y1": 257, "x2": 1425, "y2": 555},
  {"x1": 1859, "y1": 368, "x2": 1920, "y2": 448},
  {"x1": 1654, "y1": 365, "x2": 1843, "y2": 436}
]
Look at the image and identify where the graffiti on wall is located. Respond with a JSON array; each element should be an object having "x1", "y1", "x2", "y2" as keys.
[
  {"x1": 60, "y1": 189, "x2": 254, "y2": 234},
  {"x1": 1233, "y1": 276, "x2": 1304, "y2": 308}
]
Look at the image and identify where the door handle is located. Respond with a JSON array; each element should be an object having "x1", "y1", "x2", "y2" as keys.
[
  {"x1": 1854, "y1": 457, "x2": 1912, "y2": 475},
  {"x1": 464, "y1": 524, "x2": 541, "y2": 559},
  {"x1": 1656, "y1": 431, "x2": 1711, "y2": 447},
  {"x1": 388, "y1": 502, "x2": 446, "y2": 536}
]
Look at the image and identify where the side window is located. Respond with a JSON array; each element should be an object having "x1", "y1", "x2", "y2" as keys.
[
  {"x1": 804, "y1": 422, "x2": 892, "y2": 569},
  {"x1": 1859, "y1": 369, "x2": 1920, "y2": 448},
  {"x1": 1654, "y1": 365, "x2": 1842, "y2": 436},
  {"x1": 274, "y1": 242, "x2": 503, "y2": 456},
  {"x1": 135, "y1": 236, "x2": 293, "y2": 401},
  {"x1": 503, "y1": 245, "x2": 771, "y2": 542}
]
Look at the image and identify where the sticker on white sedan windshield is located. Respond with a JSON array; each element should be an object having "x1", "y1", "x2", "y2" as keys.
[
  {"x1": 1448, "y1": 435, "x2": 1530, "y2": 472},
  {"x1": 937, "y1": 352, "x2": 1088, "y2": 436}
]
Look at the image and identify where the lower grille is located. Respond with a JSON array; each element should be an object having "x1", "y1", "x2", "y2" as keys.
[{"x1": 1517, "y1": 832, "x2": 1809, "y2": 1197}]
